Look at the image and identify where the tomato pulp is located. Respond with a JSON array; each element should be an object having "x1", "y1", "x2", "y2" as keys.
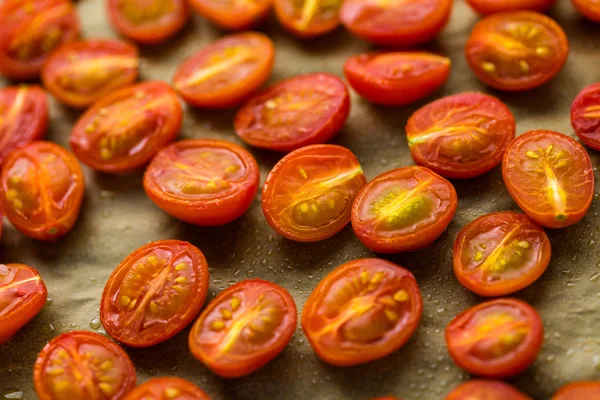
[
  {"x1": 123, "y1": 377, "x2": 210, "y2": 400},
  {"x1": 552, "y1": 381, "x2": 600, "y2": 400},
  {"x1": 187, "y1": 0, "x2": 271, "y2": 30},
  {"x1": 446, "y1": 380, "x2": 533, "y2": 400},
  {"x1": 467, "y1": 0, "x2": 555, "y2": 15},
  {"x1": 571, "y1": 82, "x2": 600, "y2": 150},
  {"x1": 274, "y1": 0, "x2": 342, "y2": 38}
]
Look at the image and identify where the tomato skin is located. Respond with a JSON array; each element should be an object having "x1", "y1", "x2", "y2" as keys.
[
  {"x1": 572, "y1": 0, "x2": 600, "y2": 22},
  {"x1": 446, "y1": 380, "x2": 532, "y2": 400},
  {"x1": 571, "y1": 82, "x2": 600, "y2": 151},
  {"x1": 466, "y1": 0, "x2": 555, "y2": 15},
  {"x1": 552, "y1": 382, "x2": 600, "y2": 400},
  {"x1": 189, "y1": 279, "x2": 297, "y2": 378},
  {"x1": 188, "y1": 0, "x2": 271, "y2": 30},
  {"x1": 122, "y1": 377, "x2": 210, "y2": 400},
  {"x1": 143, "y1": 139, "x2": 260, "y2": 226},
  {"x1": 274, "y1": 0, "x2": 341, "y2": 38}
]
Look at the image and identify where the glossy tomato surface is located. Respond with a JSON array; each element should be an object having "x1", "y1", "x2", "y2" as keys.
[
  {"x1": 69, "y1": 81, "x2": 182, "y2": 173},
  {"x1": 552, "y1": 381, "x2": 600, "y2": 400},
  {"x1": 302, "y1": 259, "x2": 422, "y2": 366},
  {"x1": 41, "y1": 39, "x2": 139, "y2": 109},
  {"x1": 446, "y1": 380, "x2": 532, "y2": 400},
  {"x1": 571, "y1": 82, "x2": 600, "y2": 150},
  {"x1": 101, "y1": 240, "x2": 209, "y2": 347},
  {"x1": 262, "y1": 144, "x2": 366, "y2": 242},
  {"x1": 503, "y1": 130, "x2": 594, "y2": 228},
  {"x1": 572, "y1": 0, "x2": 600, "y2": 22},
  {"x1": 274, "y1": 0, "x2": 341, "y2": 38},
  {"x1": 0, "y1": 141, "x2": 84, "y2": 241},
  {"x1": 123, "y1": 377, "x2": 210, "y2": 400},
  {"x1": 467, "y1": 0, "x2": 555, "y2": 15},
  {"x1": 189, "y1": 279, "x2": 297, "y2": 378},
  {"x1": 407, "y1": 92, "x2": 515, "y2": 178},
  {"x1": 144, "y1": 139, "x2": 260, "y2": 226},
  {"x1": 34, "y1": 331, "x2": 136, "y2": 400},
  {"x1": 173, "y1": 32, "x2": 274, "y2": 109},
  {"x1": 351, "y1": 166, "x2": 457, "y2": 253},
  {"x1": 235, "y1": 73, "x2": 350, "y2": 152},
  {"x1": 465, "y1": 11, "x2": 568, "y2": 91},
  {"x1": 188, "y1": 0, "x2": 271, "y2": 30},
  {"x1": 445, "y1": 298, "x2": 544, "y2": 378}
]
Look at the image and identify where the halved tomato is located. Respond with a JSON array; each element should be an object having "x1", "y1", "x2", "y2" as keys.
[
  {"x1": 41, "y1": 39, "x2": 139, "y2": 109},
  {"x1": 0, "y1": 141, "x2": 84, "y2": 241},
  {"x1": 406, "y1": 92, "x2": 515, "y2": 178},
  {"x1": 571, "y1": 0, "x2": 600, "y2": 22},
  {"x1": 446, "y1": 380, "x2": 532, "y2": 400},
  {"x1": 465, "y1": 11, "x2": 568, "y2": 91},
  {"x1": 274, "y1": 0, "x2": 342, "y2": 38},
  {"x1": 351, "y1": 166, "x2": 457, "y2": 253},
  {"x1": 100, "y1": 240, "x2": 209, "y2": 347},
  {"x1": 552, "y1": 382, "x2": 600, "y2": 400},
  {"x1": 173, "y1": 32, "x2": 274, "y2": 109},
  {"x1": 466, "y1": 0, "x2": 555, "y2": 15},
  {"x1": 33, "y1": 331, "x2": 136, "y2": 400},
  {"x1": 188, "y1": 0, "x2": 271, "y2": 30},
  {"x1": 123, "y1": 377, "x2": 210, "y2": 400},
  {"x1": 302, "y1": 258, "x2": 422, "y2": 366},
  {"x1": 571, "y1": 82, "x2": 600, "y2": 150},
  {"x1": 69, "y1": 81, "x2": 182, "y2": 173},
  {"x1": 262, "y1": 144, "x2": 366, "y2": 242},
  {"x1": 189, "y1": 279, "x2": 297, "y2": 378},
  {"x1": 144, "y1": 139, "x2": 260, "y2": 226},
  {"x1": 502, "y1": 130, "x2": 594, "y2": 228},
  {"x1": 235, "y1": 73, "x2": 350, "y2": 152},
  {"x1": 445, "y1": 298, "x2": 544, "y2": 378}
]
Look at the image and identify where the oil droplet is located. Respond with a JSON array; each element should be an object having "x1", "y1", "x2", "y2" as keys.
[
  {"x1": 3, "y1": 389, "x2": 23, "y2": 399},
  {"x1": 49, "y1": 323, "x2": 55, "y2": 331},
  {"x1": 212, "y1": 278, "x2": 223, "y2": 284},
  {"x1": 591, "y1": 272, "x2": 600, "y2": 282},
  {"x1": 99, "y1": 190, "x2": 115, "y2": 199},
  {"x1": 69, "y1": 323, "x2": 78, "y2": 328},
  {"x1": 90, "y1": 317, "x2": 101, "y2": 330},
  {"x1": 89, "y1": 277, "x2": 97, "y2": 283},
  {"x1": 46, "y1": 297, "x2": 53, "y2": 306},
  {"x1": 566, "y1": 282, "x2": 575, "y2": 288}
]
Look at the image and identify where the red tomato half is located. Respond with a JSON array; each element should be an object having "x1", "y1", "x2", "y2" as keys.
[
  {"x1": 188, "y1": 0, "x2": 271, "y2": 30},
  {"x1": 274, "y1": 0, "x2": 341, "y2": 38},
  {"x1": 467, "y1": 0, "x2": 555, "y2": 15},
  {"x1": 235, "y1": 73, "x2": 350, "y2": 152},
  {"x1": 173, "y1": 32, "x2": 274, "y2": 109},
  {"x1": 446, "y1": 380, "x2": 532, "y2": 400},
  {"x1": 69, "y1": 81, "x2": 182, "y2": 173},
  {"x1": 302, "y1": 259, "x2": 422, "y2": 366},
  {"x1": 41, "y1": 39, "x2": 139, "y2": 109},
  {"x1": 34, "y1": 331, "x2": 136, "y2": 400},
  {"x1": 189, "y1": 279, "x2": 297, "y2": 378},
  {"x1": 445, "y1": 298, "x2": 544, "y2": 378},
  {"x1": 100, "y1": 240, "x2": 209, "y2": 347},
  {"x1": 0, "y1": 263, "x2": 47, "y2": 344},
  {"x1": 552, "y1": 381, "x2": 600, "y2": 400},
  {"x1": 571, "y1": 82, "x2": 600, "y2": 151},
  {"x1": 572, "y1": 0, "x2": 600, "y2": 22},
  {"x1": 123, "y1": 377, "x2": 210, "y2": 400},
  {"x1": 502, "y1": 130, "x2": 594, "y2": 228}
]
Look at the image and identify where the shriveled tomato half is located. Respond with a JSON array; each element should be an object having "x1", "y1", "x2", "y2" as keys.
[
  {"x1": 351, "y1": 166, "x2": 457, "y2": 253},
  {"x1": 340, "y1": 0, "x2": 452, "y2": 47},
  {"x1": 189, "y1": 279, "x2": 297, "y2": 378},
  {"x1": 101, "y1": 240, "x2": 209, "y2": 347},
  {"x1": 503, "y1": 130, "x2": 594, "y2": 228},
  {"x1": 552, "y1": 381, "x2": 600, "y2": 400},
  {"x1": 262, "y1": 144, "x2": 366, "y2": 242},
  {"x1": 303, "y1": 259, "x2": 422, "y2": 366},
  {"x1": 144, "y1": 139, "x2": 260, "y2": 226},
  {"x1": 173, "y1": 32, "x2": 274, "y2": 109},
  {"x1": 41, "y1": 39, "x2": 139, "y2": 109},
  {"x1": 188, "y1": 0, "x2": 271, "y2": 30},
  {"x1": 572, "y1": 0, "x2": 600, "y2": 22},
  {"x1": 0, "y1": 0, "x2": 79, "y2": 80},
  {"x1": 69, "y1": 81, "x2": 182, "y2": 173},
  {"x1": 235, "y1": 73, "x2": 350, "y2": 152},
  {"x1": 446, "y1": 380, "x2": 532, "y2": 400},
  {"x1": 33, "y1": 331, "x2": 136, "y2": 400},
  {"x1": 274, "y1": 0, "x2": 341, "y2": 38},
  {"x1": 445, "y1": 298, "x2": 544, "y2": 378},
  {"x1": 466, "y1": 0, "x2": 555, "y2": 15},
  {"x1": 571, "y1": 82, "x2": 600, "y2": 151},
  {"x1": 0, "y1": 141, "x2": 84, "y2": 241},
  {"x1": 465, "y1": 11, "x2": 568, "y2": 91},
  {"x1": 123, "y1": 377, "x2": 210, "y2": 400}
]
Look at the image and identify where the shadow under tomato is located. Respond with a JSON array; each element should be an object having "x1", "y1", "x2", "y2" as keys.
[
  {"x1": 137, "y1": 17, "x2": 201, "y2": 65},
  {"x1": 92, "y1": 169, "x2": 145, "y2": 193}
]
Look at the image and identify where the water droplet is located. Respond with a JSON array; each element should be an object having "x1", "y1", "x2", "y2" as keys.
[
  {"x1": 46, "y1": 297, "x2": 53, "y2": 306},
  {"x1": 566, "y1": 282, "x2": 575, "y2": 288},
  {"x1": 90, "y1": 317, "x2": 101, "y2": 330},
  {"x1": 437, "y1": 307, "x2": 445, "y2": 313},
  {"x1": 69, "y1": 323, "x2": 78, "y2": 328}
]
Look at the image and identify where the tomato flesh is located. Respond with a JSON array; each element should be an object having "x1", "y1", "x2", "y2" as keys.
[
  {"x1": 571, "y1": 82, "x2": 600, "y2": 151},
  {"x1": 188, "y1": 0, "x2": 271, "y2": 30},
  {"x1": 274, "y1": 0, "x2": 342, "y2": 38},
  {"x1": 572, "y1": 0, "x2": 600, "y2": 22},
  {"x1": 466, "y1": 0, "x2": 555, "y2": 15},
  {"x1": 123, "y1": 377, "x2": 210, "y2": 400},
  {"x1": 446, "y1": 380, "x2": 532, "y2": 400},
  {"x1": 552, "y1": 382, "x2": 600, "y2": 400}
]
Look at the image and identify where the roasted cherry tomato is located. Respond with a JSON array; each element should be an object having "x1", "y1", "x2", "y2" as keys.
[
  {"x1": 144, "y1": 139, "x2": 260, "y2": 226},
  {"x1": 302, "y1": 259, "x2": 422, "y2": 366},
  {"x1": 0, "y1": 141, "x2": 84, "y2": 241},
  {"x1": 274, "y1": 0, "x2": 341, "y2": 38},
  {"x1": 41, "y1": 39, "x2": 139, "y2": 109},
  {"x1": 235, "y1": 73, "x2": 350, "y2": 152},
  {"x1": 552, "y1": 381, "x2": 600, "y2": 400},
  {"x1": 33, "y1": 331, "x2": 136, "y2": 400},
  {"x1": 188, "y1": 0, "x2": 271, "y2": 30},
  {"x1": 466, "y1": 0, "x2": 555, "y2": 15},
  {"x1": 351, "y1": 166, "x2": 457, "y2": 253},
  {"x1": 340, "y1": 0, "x2": 452, "y2": 47},
  {"x1": 101, "y1": 240, "x2": 209, "y2": 348},
  {"x1": 262, "y1": 144, "x2": 366, "y2": 242},
  {"x1": 173, "y1": 32, "x2": 274, "y2": 109},
  {"x1": 0, "y1": 0, "x2": 80, "y2": 80},
  {"x1": 189, "y1": 279, "x2": 297, "y2": 378},
  {"x1": 445, "y1": 298, "x2": 544, "y2": 378},
  {"x1": 69, "y1": 81, "x2": 182, "y2": 173},
  {"x1": 406, "y1": 92, "x2": 515, "y2": 179},
  {"x1": 465, "y1": 11, "x2": 568, "y2": 91},
  {"x1": 0, "y1": 263, "x2": 47, "y2": 344},
  {"x1": 123, "y1": 377, "x2": 210, "y2": 400},
  {"x1": 446, "y1": 380, "x2": 532, "y2": 400},
  {"x1": 572, "y1": 0, "x2": 600, "y2": 22},
  {"x1": 503, "y1": 130, "x2": 594, "y2": 229},
  {"x1": 571, "y1": 82, "x2": 600, "y2": 151}
]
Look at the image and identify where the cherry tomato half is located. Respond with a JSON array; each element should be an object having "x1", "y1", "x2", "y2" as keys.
[
  {"x1": 69, "y1": 81, "x2": 182, "y2": 173},
  {"x1": 552, "y1": 381, "x2": 600, "y2": 400},
  {"x1": 188, "y1": 0, "x2": 271, "y2": 30},
  {"x1": 101, "y1": 240, "x2": 209, "y2": 347},
  {"x1": 572, "y1": 0, "x2": 600, "y2": 22},
  {"x1": 235, "y1": 73, "x2": 350, "y2": 152},
  {"x1": 0, "y1": 263, "x2": 47, "y2": 344},
  {"x1": 41, "y1": 39, "x2": 139, "y2": 109},
  {"x1": 446, "y1": 380, "x2": 532, "y2": 400},
  {"x1": 466, "y1": 0, "x2": 555, "y2": 15},
  {"x1": 571, "y1": 82, "x2": 600, "y2": 151},
  {"x1": 189, "y1": 279, "x2": 297, "y2": 378},
  {"x1": 0, "y1": 141, "x2": 84, "y2": 241},
  {"x1": 144, "y1": 139, "x2": 260, "y2": 226},
  {"x1": 0, "y1": 0, "x2": 80, "y2": 80},
  {"x1": 502, "y1": 130, "x2": 594, "y2": 229},
  {"x1": 34, "y1": 331, "x2": 136, "y2": 400},
  {"x1": 123, "y1": 377, "x2": 210, "y2": 400},
  {"x1": 465, "y1": 11, "x2": 568, "y2": 91},
  {"x1": 173, "y1": 32, "x2": 274, "y2": 109},
  {"x1": 340, "y1": 0, "x2": 452, "y2": 47},
  {"x1": 406, "y1": 92, "x2": 515, "y2": 179},
  {"x1": 302, "y1": 259, "x2": 422, "y2": 366},
  {"x1": 262, "y1": 144, "x2": 366, "y2": 242},
  {"x1": 274, "y1": 0, "x2": 341, "y2": 38},
  {"x1": 445, "y1": 298, "x2": 544, "y2": 378},
  {"x1": 351, "y1": 166, "x2": 457, "y2": 253}
]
